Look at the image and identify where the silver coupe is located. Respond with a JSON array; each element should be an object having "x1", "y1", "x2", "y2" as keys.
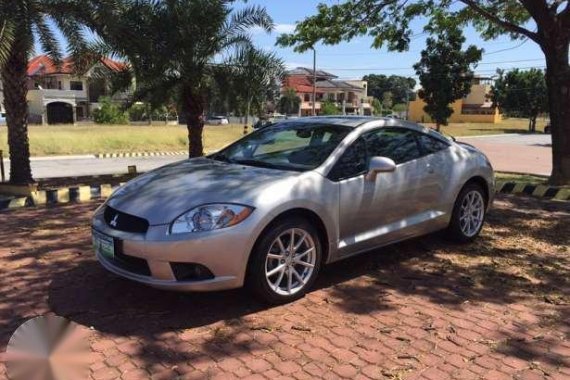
[{"x1": 92, "y1": 116, "x2": 494, "y2": 304}]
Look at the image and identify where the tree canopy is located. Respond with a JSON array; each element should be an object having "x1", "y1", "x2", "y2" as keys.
[
  {"x1": 491, "y1": 68, "x2": 548, "y2": 132},
  {"x1": 414, "y1": 26, "x2": 483, "y2": 129},
  {"x1": 362, "y1": 74, "x2": 415, "y2": 105}
]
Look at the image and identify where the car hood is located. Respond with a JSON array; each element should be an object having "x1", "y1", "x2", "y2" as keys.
[{"x1": 107, "y1": 157, "x2": 301, "y2": 225}]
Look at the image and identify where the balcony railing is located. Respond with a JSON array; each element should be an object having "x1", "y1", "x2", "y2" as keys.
[{"x1": 30, "y1": 89, "x2": 88, "y2": 100}]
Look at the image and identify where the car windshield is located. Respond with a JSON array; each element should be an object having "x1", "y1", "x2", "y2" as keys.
[{"x1": 211, "y1": 122, "x2": 352, "y2": 171}]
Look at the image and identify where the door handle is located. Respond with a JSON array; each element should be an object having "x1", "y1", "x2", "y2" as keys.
[{"x1": 426, "y1": 164, "x2": 435, "y2": 174}]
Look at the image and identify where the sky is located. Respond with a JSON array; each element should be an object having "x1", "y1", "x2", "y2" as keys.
[
  {"x1": 46, "y1": 0, "x2": 547, "y2": 83},
  {"x1": 238, "y1": 0, "x2": 546, "y2": 82}
]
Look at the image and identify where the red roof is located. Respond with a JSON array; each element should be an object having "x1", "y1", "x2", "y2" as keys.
[
  {"x1": 283, "y1": 76, "x2": 315, "y2": 93},
  {"x1": 27, "y1": 55, "x2": 126, "y2": 76}
]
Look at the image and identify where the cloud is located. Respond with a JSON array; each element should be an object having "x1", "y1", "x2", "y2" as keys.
[
  {"x1": 274, "y1": 24, "x2": 296, "y2": 34},
  {"x1": 251, "y1": 23, "x2": 296, "y2": 35}
]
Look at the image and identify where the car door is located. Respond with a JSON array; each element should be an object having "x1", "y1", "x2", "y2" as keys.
[
  {"x1": 329, "y1": 127, "x2": 437, "y2": 256},
  {"x1": 415, "y1": 133, "x2": 455, "y2": 213}
]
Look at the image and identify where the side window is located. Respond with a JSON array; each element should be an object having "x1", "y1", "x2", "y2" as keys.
[
  {"x1": 328, "y1": 138, "x2": 367, "y2": 181},
  {"x1": 363, "y1": 128, "x2": 421, "y2": 164},
  {"x1": 417, "y1": 134, "x2": 450, "y2": 155}
]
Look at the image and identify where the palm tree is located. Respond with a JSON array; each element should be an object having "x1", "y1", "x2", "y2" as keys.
[
  {"x1": 278, "y1": 88, "x2": 301, "y2": 116},
  {"x1": 103, "y1": 0, "x2": 274, "y2": 157},
  {"x1": 230, "y1": 47, "x2": 285, "y2": 125},
  {"x1": 0, "y1": 1, "x2": 103, "y2": 185}
]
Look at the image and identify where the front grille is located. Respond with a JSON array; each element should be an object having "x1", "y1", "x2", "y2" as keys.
[
  {"x1": 107, "y1": 240, "x2": 151, "y2": 276},
  {"x1": 104, "y1": 206, "x2": 149, "y2": 233}
]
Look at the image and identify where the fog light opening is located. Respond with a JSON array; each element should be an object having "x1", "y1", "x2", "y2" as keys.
[{"x1": 171, "y1": 263, "x2": 214, "y2": 281}]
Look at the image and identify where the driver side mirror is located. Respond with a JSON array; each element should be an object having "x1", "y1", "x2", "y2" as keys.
[{"x1": 365, "y1": 156, "x2": 396, "y2": 181}]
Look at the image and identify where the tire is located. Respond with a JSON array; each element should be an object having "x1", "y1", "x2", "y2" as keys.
[
  {"x1": 246, "y1": 217, "x2": 322, "y2": 304},
  {"x1": 446, "y1": 183, "x2": 487, "y2": 243}
]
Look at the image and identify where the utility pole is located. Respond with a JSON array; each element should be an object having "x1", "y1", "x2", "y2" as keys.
[{"x1": 312, "y1": 47, "x2": 316, "y2": 116}]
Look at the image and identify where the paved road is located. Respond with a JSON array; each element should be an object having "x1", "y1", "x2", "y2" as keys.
[
  {"x1": 459, "y1": 133, "x2": 551, "y2": 176},
  {"x1": 1, "y1": 133, "x2": 552, "y2": 179},
  {"x1": 5, "y1": 155, "x2": 186, "y2": 179}
]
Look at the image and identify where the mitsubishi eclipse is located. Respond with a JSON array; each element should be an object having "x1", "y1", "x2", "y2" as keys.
[{"x1": 92, "y1": 116, "x2": 494, "y2": 304}]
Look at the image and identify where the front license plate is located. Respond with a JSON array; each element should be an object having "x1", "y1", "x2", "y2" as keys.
[{"x1": 92, "y1": 230, "x2": 115, "y2": 259}]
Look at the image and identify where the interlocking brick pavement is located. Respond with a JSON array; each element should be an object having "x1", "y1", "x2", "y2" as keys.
[{"x1": 0, "y1": 195, "x2": 568, "y2": 379}]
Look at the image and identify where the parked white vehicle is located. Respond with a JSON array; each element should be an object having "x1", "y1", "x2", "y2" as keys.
[{"x1": 206, "y1": 116, "x2": 229, "y2": 125}]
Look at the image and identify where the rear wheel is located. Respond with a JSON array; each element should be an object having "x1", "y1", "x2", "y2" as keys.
[
  {"x1": 446, "y1": 183, "x2": 487, "y2": 243},
  {"x1": 247, "y1": 218, "x2": 322, "y2": 304}
]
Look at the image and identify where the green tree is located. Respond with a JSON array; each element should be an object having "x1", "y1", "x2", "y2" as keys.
[
  {"x1": 491, "y1": 68, "x2": 547, "y2": 132},
  {"x1": 321, "y1": 100, "x2": 340, "y2": 115},
  {"x1": 0, "y1": 0, "x2": 105, "y2": 185},
  {"x1": 363, "y1": 74, "x2": 416, "y2": 104},
  {"x1": 413, "y1": 26, "x2": 483, "y2": 130},
  {"x1": 93, "y1": 97, "x2": 129, "y2": 125},
  {"x1": 381, "y1": 91, "x2": 394, "y2": 111},
  {"x1": 371, "y1": 97, "x2": 382, "y2": 115},
  {"x1": 102, "y1": 0, "x2": 273, "y2": 157},
  {"x1": 278, "y1": 88, "x2": 301, "y2": 115},
  {"x1": 230, "y1": 47, "x2": 285, "y2": 125},
  {"x1": 277, "y1": 0, "x2": 570, "y2": 184}
]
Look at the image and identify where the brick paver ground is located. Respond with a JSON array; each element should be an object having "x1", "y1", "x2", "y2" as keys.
[{"x1": 0, "y1": 195, "x2": 569, "y2": 379}]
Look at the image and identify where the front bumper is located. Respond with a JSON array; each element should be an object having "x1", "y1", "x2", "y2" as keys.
[{"x1": 92, "y1": 206, "x2": 261, "y2": 292}]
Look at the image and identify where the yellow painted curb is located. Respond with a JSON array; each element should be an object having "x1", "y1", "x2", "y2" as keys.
[
  {"x1": 31, "y1": 191, "x2": 47, "y2": 205},
  {"x1": 77, "y1": 186, "x2": 91, "y2": 202},
  {"x1": 8, "y1": 197, "x2": 27, "y2": 208},
  {"x1": 100, "y1": 184, "x2": 113, "y2": 198},
  {"x1": 554, "y1": 188, "x2": 570, "y2": 201}
]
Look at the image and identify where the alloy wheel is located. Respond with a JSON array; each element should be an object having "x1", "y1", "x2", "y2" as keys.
[
  {"x1": 459, "y1": 190, "x2": 485, "y2": 237},
  {"x1": 265, "y1": 228, "x2": 316, "y2": 296}
]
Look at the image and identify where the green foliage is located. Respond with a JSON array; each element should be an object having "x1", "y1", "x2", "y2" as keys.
[
  {"x1": 363, "y1": 74, "x2": 415, "y2": 104},
  {"x1": 371, "y1": 98, "x2": 382, "y2": 115},
  {"x1": 491, "y1": 68, "x2": 547, "y2": 132},
  {"x1": 228, "y1": 46, "x2": 285, "y2": 121},
  {"x1": 413, "y1": 26, "x2": 482, "y2": 128},
  {"x1": 393, "y1": 103, "x2": 407, "y2": 112},
  {"x1": 276, "y1": 1, "x2": 536, "y2": 54},
  {"x1": 93, "y1": 97, "x2": 128, "y2": 125},
  {"x1": 278, "y1": 88, "x2": 301, "y2": 115},
  {"x1": 320, "y1": 100, "x2": 340, "y2": 115},
  {"x1": 99, "y1": 0, "x2": 274, "y2": 155},
  {"x1": 381, "y1": 91, "x2": 393, "y2": 110}
]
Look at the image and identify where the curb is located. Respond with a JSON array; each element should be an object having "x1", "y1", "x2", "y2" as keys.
[
  {"x1": 495, "y1": 180, "x2": 570, "y2": 201},
  {"x1": 0, "y1": 183, "x2": 118, "y2": 211},
  {"x1": 2, "y1": 180, "x2": 568, "y2": 212},
  {"x1": 95, "y1": 151, "x2": 186, "y2": 159}
]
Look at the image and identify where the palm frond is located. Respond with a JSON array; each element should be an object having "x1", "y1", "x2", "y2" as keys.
[
  {"x1": 0, "y1": 19, "x2": 15, "y2": 68},
  {"x1": 32, "y1": 15, "x2": 63, "y2": 65},
  {"x1": 225, "y1": 5, "x2": 274, "y2": 36}
]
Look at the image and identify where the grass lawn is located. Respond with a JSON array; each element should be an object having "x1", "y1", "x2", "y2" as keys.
[
  {"x1": 423, "y1": 117, "x2": 549, "y2": 137},
  {"x1": 0, "y1": 117, "x2": 549, "y2": 156},
  {"x1": 495, "y1": 172, "x2": 549, "y2": 185},
  {"x1": 0, "y1": 123, "x2": 245, "y2": 156}
]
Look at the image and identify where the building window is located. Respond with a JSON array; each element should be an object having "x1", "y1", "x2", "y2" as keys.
[
  {"x1": 304, "y1": 94, "x2": 310, "y2": 102},
  {"x1": 70, "y1": 81, "x2": 83, "y2": 91}
]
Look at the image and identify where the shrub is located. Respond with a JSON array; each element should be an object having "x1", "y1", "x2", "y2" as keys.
[
  {"x1": 93, "y1": 97, "x2": 129, "y2": 124},
  {"x1": 321, "y1": 100, "x2": 340, "y2": 115}
]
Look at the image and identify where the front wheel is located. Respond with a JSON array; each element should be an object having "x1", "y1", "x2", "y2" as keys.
[
  {"x1": 247, "y1": 218, "x2": 322, "y2": 304},
  {"x1": 446, "y1": 183, "x2": 487, "y2": 243}
]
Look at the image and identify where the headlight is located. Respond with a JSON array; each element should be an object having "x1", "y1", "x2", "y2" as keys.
[{"x1": 170, "y1": 204, "x2": 254, "y2": 234}]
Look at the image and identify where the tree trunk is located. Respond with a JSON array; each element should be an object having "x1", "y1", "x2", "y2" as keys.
[
  {"x1": 185, "y1": 91, "x2": 205, "y2": 158},
  {"x1": 543, "y1": 38, "x2": 570, "y2": 185},
  {"x1": 1, "y1": 42, "x2": 33, "y2": 185}
]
